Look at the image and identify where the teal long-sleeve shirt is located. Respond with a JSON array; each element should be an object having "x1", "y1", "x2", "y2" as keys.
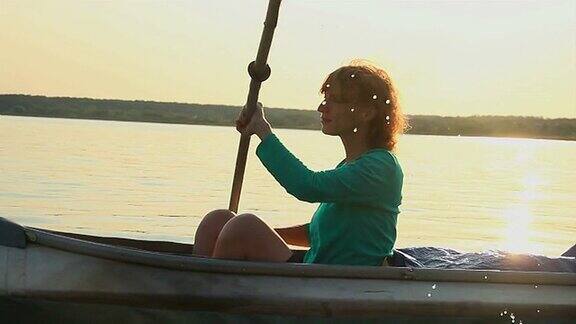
[{"x1": 255, "y1": 133, "x2": 404, "y2": 266}]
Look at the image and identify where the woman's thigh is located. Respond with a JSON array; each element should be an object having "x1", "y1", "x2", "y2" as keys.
[{"x1": 213, "y1": 213, "x2": 293, "y2": 262}]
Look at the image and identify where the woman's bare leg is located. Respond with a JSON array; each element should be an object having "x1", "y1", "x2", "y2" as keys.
[
  {"x1": 213, "y1": 213, "x2": 292, "y2": 262},
  {"x1": 193, "y1": 209, "x2": 235, "y2": 257}
]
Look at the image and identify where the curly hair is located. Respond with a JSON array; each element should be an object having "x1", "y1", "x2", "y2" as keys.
[{"x1": 320, "y1": 60, "x2": 409, "y2": 151}]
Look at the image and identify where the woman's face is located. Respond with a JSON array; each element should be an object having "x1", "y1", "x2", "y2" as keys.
[{"x1": 317, "y1": 92, "x2": 357, "y2": 136}]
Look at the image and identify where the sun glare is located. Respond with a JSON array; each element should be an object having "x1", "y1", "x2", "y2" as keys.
[
  {"x1": 500, "y1": 146, "x2": 546, "y2": 255},
  {"x1": 502, "y1": 205, "x2": 541, "y2": 254}
]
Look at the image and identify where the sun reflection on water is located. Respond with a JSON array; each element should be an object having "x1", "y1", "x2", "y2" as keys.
[
  {"x1": 502, "y1": 205, "x2": 541, "y2": 254},
  {"x1": 501, "y1": 148, "x2": 546, "y2": 255}
]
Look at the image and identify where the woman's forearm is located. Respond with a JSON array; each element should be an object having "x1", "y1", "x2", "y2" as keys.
[
  {"x1": 255, "y1": 122, "x2": 272, "y2": 141},
  {"x1": 274, "y1": 224, "x2": 310, "y2": 247}
]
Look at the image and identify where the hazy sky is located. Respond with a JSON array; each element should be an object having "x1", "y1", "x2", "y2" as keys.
[{"x1": 1, "y1": 0, "x2": 575, "y2": 118}]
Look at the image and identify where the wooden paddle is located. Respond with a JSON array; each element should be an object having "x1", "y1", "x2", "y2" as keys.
[{"x1": 228, "y1": 0, "x2": 282, "y2": 213}]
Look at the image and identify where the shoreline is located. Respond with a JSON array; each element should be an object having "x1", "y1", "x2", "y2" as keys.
[
  {"x1": 1, "y1": 94, "x2": 575, "y2": 142},
  {"x1": 2, "y1": 113, "x2": 574, "y2": 142}
]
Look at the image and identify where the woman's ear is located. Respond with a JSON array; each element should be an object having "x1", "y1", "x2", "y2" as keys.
[{"x1": 361, "y1": 106, "x2": 377, "y2": 123}]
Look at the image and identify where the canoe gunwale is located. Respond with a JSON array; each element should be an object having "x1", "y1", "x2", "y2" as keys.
[{"x1": 22, "y1": 226, "x2": 576, "y2": 286}]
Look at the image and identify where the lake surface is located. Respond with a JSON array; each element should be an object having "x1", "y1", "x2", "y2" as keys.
[{"x1": 1, "y1": 116, "x2": 574, "y2": 256}]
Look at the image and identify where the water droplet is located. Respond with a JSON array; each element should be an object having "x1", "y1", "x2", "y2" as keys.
[
  {"x1": 510, "y1": 313, "x2": 515, "y2": 319},
  {"x1": 372, "y1": 94, "x2": 378, "y2": 100},
  {"x1": 534, "y1": 285, "x2": 538, "y2": 289},
  {"x1": 353, "y1": 127, "x2": 358, "y2": 133},
  {"x1": 483, "y1": 275, "x2": 488, "y2": 280},
  {"x1": 432, "y1": 284, "x2": 437, "y2": 289},
  {"x1": 512, "y1": 320, "x2": 515, "y2": 323},
  {"x1": 326, "y1": 84, "x2": 330, "y2": 88},
  {"x1": 351, "y1": 74, "x2": 355, "y2": 78},
  {"x1": 386, "y1": 122, "x2": 390, "y2": 125},
  {"x1": 385, "y1": 99, "x2": 391, "y2": 104},
  {"x1": 350, "y1": 108, "x2": 355, "y2": 112},
  {"x1": 519, "y1": 321, "x2": 523, "y2": 324},
  {"x1": 500, "y1": 313, "x2": 504, "y2": 317},
  {"x1": 537, "y1": 309, "x2": 540, "y2": 313},
  {"x1": 426, "y1": 293, "x2": 431, "y2": 297},
  {"x1": 537, "y1": 263, "x2": 541, "y2": 267},
  {"x1": 386, "y1": 115, "x2": 390, "y2": 120},
  {"x1": 321, "y1": 100, "x2": 326, "y2": 106},
  {"x1": 504, "y1": 310, "x2": 507, "y2": 315}
]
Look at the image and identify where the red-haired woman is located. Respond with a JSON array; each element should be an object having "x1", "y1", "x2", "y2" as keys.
[{"x1": 193, "y1": 61, "x2": 408, "y2": 266}]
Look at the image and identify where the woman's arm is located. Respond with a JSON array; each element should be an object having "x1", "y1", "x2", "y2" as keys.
[
  {"x1": 256, "y1": 134, "x2": 397, "y2": 205},
  {"x1": 274, "y1": 223, "x2": 310, "y2": 247}
]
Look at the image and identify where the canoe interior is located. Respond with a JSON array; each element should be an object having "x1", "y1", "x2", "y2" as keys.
[{"x1": 40, "y1": 228, "x2": 309, "y2": 260}]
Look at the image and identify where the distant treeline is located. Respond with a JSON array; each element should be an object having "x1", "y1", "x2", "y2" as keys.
[{"x1": 1, "y1": 94, "x2": 575, "y2": 141}]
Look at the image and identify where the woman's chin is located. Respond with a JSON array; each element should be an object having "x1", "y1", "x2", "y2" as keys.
[{"x1": 320, "y1": 126, "x2": 336, "y2": 136}]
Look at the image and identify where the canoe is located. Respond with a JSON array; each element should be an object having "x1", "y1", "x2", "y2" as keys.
[{"x1": 1, "y1": 217, "x2": 575, "y2": 323}]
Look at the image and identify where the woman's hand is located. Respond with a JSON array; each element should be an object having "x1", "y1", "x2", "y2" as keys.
[
  {"x1": 274, "y1": 224, "x2": 310, "y2": 247},
  {"x1": 235, "y1": 102, "x2": 272, "y2": 140}
]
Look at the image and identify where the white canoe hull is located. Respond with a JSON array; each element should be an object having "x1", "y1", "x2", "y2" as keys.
[{"x1": 1, "y1": 219, "x2": 575, "y2": 323}]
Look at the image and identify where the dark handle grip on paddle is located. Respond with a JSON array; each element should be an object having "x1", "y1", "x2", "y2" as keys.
[
  {"x1": 228, "y1": 0, "x2": 282, "y2": 214},
  {"x1": 248, "y1": 61, "x2": 271, "y2": 83}
]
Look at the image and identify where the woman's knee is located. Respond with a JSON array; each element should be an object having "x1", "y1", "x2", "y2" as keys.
[
  {"x1": 197, "y1": 209, "x2": 236, "y2": 233},
  {"x1": 218, "y1": 213, "x2": 262, "y2": 238},
  {"x1": 215, "y1": 213, "x2": 291, "y2": 261},
  {"x1": 194, "y1": 209, "x2": 236, "y2": 255},
  {"x1": 217, "y1": 213, "x2": 283, "y2": 249}
]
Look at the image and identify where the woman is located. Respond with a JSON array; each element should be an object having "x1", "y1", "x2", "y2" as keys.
[{"x1": 193, "y1": 61, "x2": 407, "y2": 266}]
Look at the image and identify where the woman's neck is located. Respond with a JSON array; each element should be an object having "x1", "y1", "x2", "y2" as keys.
[{"x1": 340, "y1": 132, "x2": 371, "y2": 163}]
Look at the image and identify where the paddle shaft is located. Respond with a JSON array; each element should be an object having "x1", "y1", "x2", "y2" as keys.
[{"x1": 228, "y1": 0, "x2": 282, "y2": 213}]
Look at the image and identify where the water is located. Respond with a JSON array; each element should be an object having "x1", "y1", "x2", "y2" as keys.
[{"x1": 1, "y1": 116, "x2": 574, "y2": 256}]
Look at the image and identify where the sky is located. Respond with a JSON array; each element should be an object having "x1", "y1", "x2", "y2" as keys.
[{"x1": 1, "y1": 0, "x2": 575, "y2": 118}]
